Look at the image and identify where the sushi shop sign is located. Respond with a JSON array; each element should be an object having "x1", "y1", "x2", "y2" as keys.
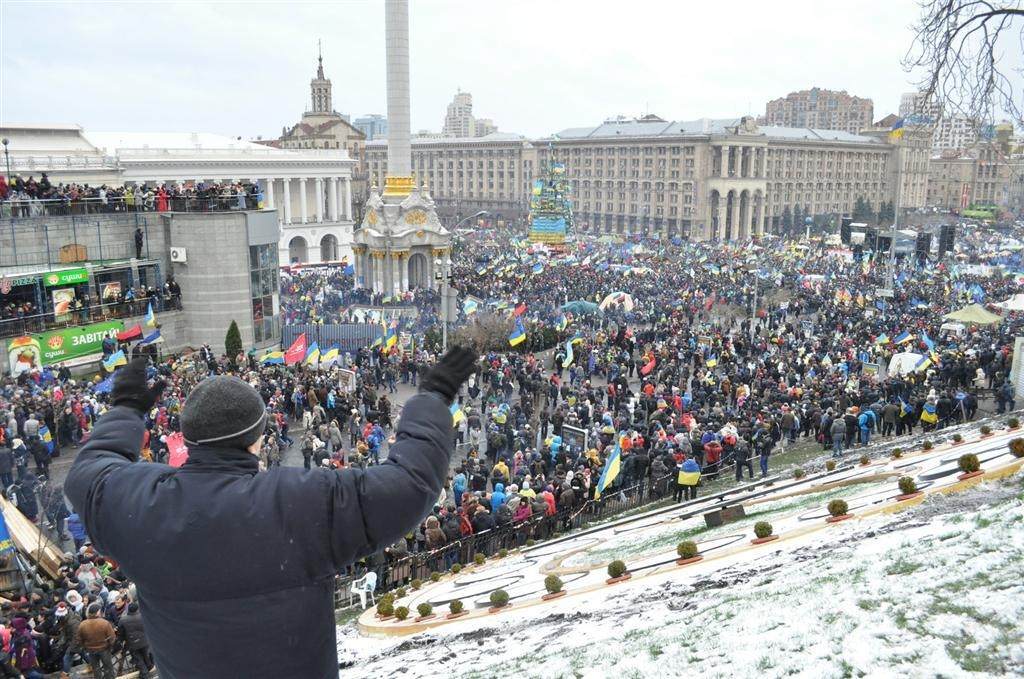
[
  {"x1": 43, "y1": 268, "x2": 89, "y2": 288},
  {"x1": 6, "y1": 320, "x2": 124, "y2": 372}
]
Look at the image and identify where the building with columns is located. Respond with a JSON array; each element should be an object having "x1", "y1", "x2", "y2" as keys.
[
  {"x1": 365, "y1": 132, "x2": 537, "y2": 223},
  {"x1": 351, "y1": 0, "x2": 450, "y2": 295},
  {"x1": 0, "y1": 123, "x2": 357, "y2": 265}
]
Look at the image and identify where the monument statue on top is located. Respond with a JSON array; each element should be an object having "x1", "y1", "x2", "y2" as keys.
[{"x1": 352, "y1": 0, "x2": 449, "y2": 295}]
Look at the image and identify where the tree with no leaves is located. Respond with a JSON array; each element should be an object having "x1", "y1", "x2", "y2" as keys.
[{"x1": 904, "y1": 1, "x2": 1024, "y2": 125}]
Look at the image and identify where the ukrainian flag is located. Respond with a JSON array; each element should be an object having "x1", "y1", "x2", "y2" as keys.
[
  {"x1": 899, "y1": 398, "x2": 913, "y2": 416},
  {"x1": 562, "y1": 337, "x2": 575, "y2": 368},
  {"x1": 102, "y1": 350, "x2": 127, "y2": 372},
  {"x1": 875, "y1": 333, "x2": 890, "y2": 345},
  {"x1": 384, "y1": 322, "x2": 398, "y2": 351},
  {"x1": 594, "y1": 438, "x2": 622, "y2": 499},
  {"x1": 321, "y1": 346, "x2": 340, "y2": 366},
  {"x1": 921, "y1": 331, "x2": 935, "y2": 351},
  {"x1": 889, "y1": 118, "x2": 905, "y2": 140},
  {"x1": 144, "y1": 302, "x2": 157, "y2": 328},
  {"x1": 463, "y1": 298, "x2": 479, "y2": 316},
  {"x1": 915, "y1": 354, "x2": 931, "y2": 372},
  {"x1": 38, "y1": 424, "x2": 54, "y2": 454},
  {"x1": 260, "y1": 350, "x2": 285, "y2": 365},
  {"x1": 450, "y1": 401, "x2": 465, "y2": 426},
  {"x1": 508, "y1": 318, "x2": 527, "y2": 347},
  {"x1": 305, "y1": 342, "x2": 320, "y2": 366},
  {"x1": 555, "y1": 313, "x2": 568, "y2": 332},
  {"x1": 893, "y1": 330, "x2": 914, "y2": 344}
]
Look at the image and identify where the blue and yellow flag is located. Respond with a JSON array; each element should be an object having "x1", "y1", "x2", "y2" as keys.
[
  {"x1": 260, "y1": 350, "x2": 285, "y2": 365},
  {"x1": 463, "y1": 298, "x2": 479, "y2": 316},
  {"x1": 144, "y1": 302, "x2": 157, "y2": 328},
  {"x1": 384, "y1": 322, "x2": 398, "y2": 351},
  {"x1": 102, "y1": 350, "x2": 127, "y2": 372},
  {"x1": 555, "y1": 313, "x2": 568, "y2": 332},
  {"x1": 450, "y1": 401, "x2": 465, "y2": 426},
  {"x1": 889, "y1": 118, "x2": 905, "y2": 140},
  {"x1": 305, "y1": 342, "x2": 320, "y2": 366},
  {"x1": 321, "y1": 346, "x2": 340, "y2": 366},
  {"x1": 921, "y1": 331, "x2": 935, "y2": 352},
  {"x1": 893, "y1": 330, "x2": 914, "y2": 344},
  {"x1": 594, "y1": 436, "x2": 623, "y2": 500},
  {"x1": 509, "y1": 318, "x2": 527, "y2": 347},
  {"x1": 874, "y1": 333, "x2": 890, "y2": 345},
  {"x1": 562, "y1": 338, "x2": 575, "y2": 368},
  {"x1": 38, "y1": 424, "x2": 54, "y2": 454}
]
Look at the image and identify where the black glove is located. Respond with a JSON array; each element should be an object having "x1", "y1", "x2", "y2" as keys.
[
  {"x1": 420, "y1": 346, "x2": 477, "y2": 405},
  {"x1": 111, "y1": 357, "x2": 166, "y2": 414}
]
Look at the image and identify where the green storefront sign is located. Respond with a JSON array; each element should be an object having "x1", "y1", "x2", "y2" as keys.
[
  {"x1": 6, "y1": 320, "x2": 124, "y2": 371},
  {"x1": 43, "y1": 268, "x2": 89, "y2": 288}
]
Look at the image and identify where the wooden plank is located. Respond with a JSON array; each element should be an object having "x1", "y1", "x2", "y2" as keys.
[{"x1": 0, "y1": 495, "x2": 64, "y2": 580}]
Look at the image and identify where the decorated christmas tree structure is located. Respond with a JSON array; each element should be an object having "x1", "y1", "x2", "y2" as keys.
[{"x1": 528, "y1": 160, "x2": 575, "y2": 247}]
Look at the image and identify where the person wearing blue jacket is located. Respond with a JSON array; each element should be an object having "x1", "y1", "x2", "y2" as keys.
[
  {"x1": 674, "y1": 457, "x2": 701, "y2": 502},
  {"x1": 65, "y1": 349, "x2": 477, "y2": 679},
  {"x1": 490, "y1": 482, "x2": 507, "y2": 513}
]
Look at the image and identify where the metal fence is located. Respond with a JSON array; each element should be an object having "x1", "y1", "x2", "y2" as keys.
[
  {"x1": 282, "y1": 323, "x2": 383, "y2": 353},
  {"x1": 1, "y1": 194, "x2": 260, "y2": 218},
  {"x1": 337, "y1": 472, "x2": 676, "y2": 604},
  {"x1": 0, "y1": 295, "x2": 179, "y2": 339},
  {"x1": 0, "y1": 211, "x2": 158, "y2": 269}
]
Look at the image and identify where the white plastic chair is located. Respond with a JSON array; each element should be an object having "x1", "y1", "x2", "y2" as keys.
[{"x1": 350, "y1": 572, "x2": 378, "y2": 609}]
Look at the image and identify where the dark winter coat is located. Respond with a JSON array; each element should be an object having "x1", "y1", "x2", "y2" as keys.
[
  {"x1": 116, "y1": 612, "x2": 148, "y2": 650},
  {"x1": 65, "y1": 394, "x2": 452, "y2": 679}
]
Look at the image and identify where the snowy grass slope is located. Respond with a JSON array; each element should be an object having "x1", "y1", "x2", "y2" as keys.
[{"x1": 339, "y1": 472, "x2": 1024, "y2": 678}]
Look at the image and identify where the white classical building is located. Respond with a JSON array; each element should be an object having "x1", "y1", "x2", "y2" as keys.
[{"x1": 0, "y1": 123, "x2": 357, "y2": 265}]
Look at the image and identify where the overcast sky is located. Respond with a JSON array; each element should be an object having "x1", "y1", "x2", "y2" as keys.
[{"x1": 0, "y1": 0, "x2": 994, "y2": 140}]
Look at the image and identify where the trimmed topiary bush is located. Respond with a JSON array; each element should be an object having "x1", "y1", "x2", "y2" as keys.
[
  {"x1": 980, "y1": 425, "x2": 992, "y2": 436},
  {"x1": 498, "y1": 548, "x2": 508, "y2": 558},
  {"x1": 474, "y1": 553, "x2": 486, "y2": 565},
  {"x1": 1009, "y1": 417, "x2": 1020, "y2": 429},
  {"x1": 376, "y1": 598, "x2": 394, "y2": 617},
  {"x1": 526, "y1": 539, "x2": 536, "y2": 547},
  {"x1": 411, "y1": 578, "x2": 422, "y2": 590},
  {"x1": 448, "y1": 599, "x2": 464, "y2": 615},
  {"x1": 898, "y1": 477, "x2": 918, "y2": 495},
  {"x1": 544, "y1": 574, "x2": 563, "y2": 594},
  {"x1": 922, "y1": 440, "x2": 934, "y2": 451},
  {"x1": 859, "y1": 454, "x2": 870, "y2": 466},
  {"x1": 754, "y1": 521, "x2": 773, "y2": 539},
  {"x1": 450, "y1": 563, "x2": 462, "y2": 574},
  {"x1": 607, "y1": 559, "x2": 628, "y2": 579},
  {"x1": 958, "y1": 453, "x2": 980, "y2": 473},
  {"x1": 416, "y1": 602, "x2": 433, "y2": 618},
  {"x1": 794, "y1": 468, "x2": 806, "y2": 479},
  {"x1": 395, "y1": 587, "x2": 407, "y2": 598},
  {"x1": 489, "y1": 589, "x2": 510, "y2": 608},
  {"x1": 676, "y1": 540, "x2": 699, "y2": 559},
  {"x1": 892, "y1": 447, "x2": 903, "y2": 459},
  {"x1": 952, "y1": 433, "x2": 963, "y2": 443},
  {"x1": 430, "y1": 571, "x2": 442, "y2": 582},
  {"x1": 394, "y1": 606, "x2": 409, "y2": 621},
  {"x1": 825, "y1": 460, "x2": 837, "y2": 472},
  {"x1": 827, "y1": 499, "x2": 849, "y2": 517},
  {"x1": 1009, "y1": 438, "x2": 1024, "y2": 458}
]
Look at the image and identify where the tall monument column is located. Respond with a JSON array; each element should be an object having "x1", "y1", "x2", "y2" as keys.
[{"x1": 384, "y1": 0, "x2": 413, "y2": 195}]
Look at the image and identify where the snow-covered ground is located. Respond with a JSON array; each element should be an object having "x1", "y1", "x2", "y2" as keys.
[{"x1": 338, "y1": 471, "x2": 1024, "y2": 678}]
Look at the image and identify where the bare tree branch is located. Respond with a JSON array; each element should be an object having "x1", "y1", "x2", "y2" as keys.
[{"x1": 904, "y1": 1, "x2": 1024, "y2": 127}]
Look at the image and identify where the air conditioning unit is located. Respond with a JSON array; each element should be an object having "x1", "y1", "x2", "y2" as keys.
[{"x1": 169, "y1": 247, "x2": 188, "y2": 263}]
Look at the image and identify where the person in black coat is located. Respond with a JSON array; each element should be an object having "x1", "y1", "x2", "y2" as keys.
[
  {"x1": 116, "y1": 603, "x2": 152, "y2": 679},
  {"x1": 65, "y1": 349, "x2": 477, "y2": 679}
]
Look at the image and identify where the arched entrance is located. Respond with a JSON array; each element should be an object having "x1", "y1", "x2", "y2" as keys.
[
  {"x1": 320, "y1": 234, "x2": 339, "y2": 262},
  {"x1": 408, "y1": 253, "x2": 429, "y2": 289},
  {"x1": 288, "y1": 236, "x2": 308, "y2": 264}
]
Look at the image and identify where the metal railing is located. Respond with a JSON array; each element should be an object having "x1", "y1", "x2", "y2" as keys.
[
  {"x1": 1, "y1": 194, "x2": 262, "y2": 218},
  {"x1": 339, "y1": 471, "x2": 675, "y2": 603},
  {"x1": 0, "y1": 296, "x2": 180, "y2": 339}
]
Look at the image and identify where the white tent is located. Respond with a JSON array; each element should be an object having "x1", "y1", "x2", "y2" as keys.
[
  {"x1": 888, "y1": 351, "x2": 925, "y2": 376},
  {"x1": 995, "y1": 293, "x2": 1024, "y2": 311}
]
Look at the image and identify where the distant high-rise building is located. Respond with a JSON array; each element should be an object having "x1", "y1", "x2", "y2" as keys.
[
  {"x1": 441, "y1": 90, "x2": 498, "y2": 138},
  {"x1": 354, "y1": 114, "x2": 388, "y2": 140},
  {"x1": 899, "y1": 91, "x2": 978, "y2": 152},
  {"x1": 763, "y1": 88, "x2": 874, "y2": 134}
]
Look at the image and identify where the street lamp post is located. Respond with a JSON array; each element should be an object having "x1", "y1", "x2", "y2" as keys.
[
  {"x1": 1, "y1": 138, "x2": 10, "y2": 184},
  {"x1": 434, "y1": 256, "x2": 452, "y2": 352}
]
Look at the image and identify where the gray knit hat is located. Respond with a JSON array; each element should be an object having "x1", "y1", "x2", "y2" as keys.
[{"x1": 181, "y1": 376, "x2": 267, "y2": 450}]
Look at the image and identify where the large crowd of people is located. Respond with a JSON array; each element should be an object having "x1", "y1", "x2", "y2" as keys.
[
  {"x1": 0, "y1": 217, "x2": 1021, "y2": 673},
  {"x1": 0, "y1": 174, "x2": 262, "y2": 217}
]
